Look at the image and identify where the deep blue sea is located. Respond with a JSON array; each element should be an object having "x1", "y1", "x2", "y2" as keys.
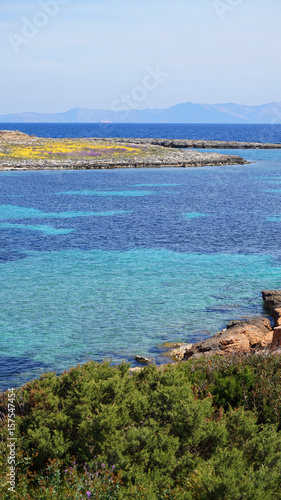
[
  {"x1": 1, "y1": 123, "x2": 281, "y2": 391},
  {"x1": 1, "y1": 122, "x2": 281, "y2": 143}
]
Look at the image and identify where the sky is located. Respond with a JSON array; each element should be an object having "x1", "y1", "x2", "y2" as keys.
[{"x1": 0, "y1": 0, "x2": 281, "y2": 114}]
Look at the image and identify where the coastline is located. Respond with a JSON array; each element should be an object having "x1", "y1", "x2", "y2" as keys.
[
  {"x1": 1, "y1": 290, "x2": 281, "y2": 390},
  {"x1": 162, "y1": 290, "x2": 281, "y2": 363}
]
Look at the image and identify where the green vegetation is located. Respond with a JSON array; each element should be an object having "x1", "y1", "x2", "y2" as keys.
[{"x1": 1, "y1": 354, "x2": 281, "y2": 499}]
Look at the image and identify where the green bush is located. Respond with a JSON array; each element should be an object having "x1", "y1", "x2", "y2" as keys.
[
  {"x1": 0, "y1": 354, "x2": 281, "y2": 498},
  {"x1": 182, "y1": 353, "x2": 281, "y2": 424}
]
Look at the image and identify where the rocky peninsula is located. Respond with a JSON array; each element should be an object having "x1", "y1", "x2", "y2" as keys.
[
  {"x1": 116, "y1": 137, "x2": 281, "y2": 149},
  {"x1": 0, "y1": 130, "x2": 249, "y2": 170}
]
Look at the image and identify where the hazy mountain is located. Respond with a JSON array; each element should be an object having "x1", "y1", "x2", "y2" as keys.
[{"x1": 1, "y1": 102, "x2": 281, "y2": 124}]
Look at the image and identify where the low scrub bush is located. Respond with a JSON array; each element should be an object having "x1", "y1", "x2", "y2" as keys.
[{"x1": 0, "y1": 354, "x2": 280, "y2": 498}]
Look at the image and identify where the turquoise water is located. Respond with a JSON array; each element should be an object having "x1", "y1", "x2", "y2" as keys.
[
  {"x1": 1, "y1": 248, "x2": 281, "y2": 389},
  {"x1": 183, "y1": 212, "x2": 213, "y2": 219},
  {"x1": 2, "y1": 152, "x2": 281, "y2": 389},
  {"x1": 0, "y1": 223, "x2": 73, "y2": 235},
  {"x1": 57, "y1": 190, "x2": 154, "y2": 197},
  {"x1": 0, "y1": 206, "x2": 131, "y2": 219}
]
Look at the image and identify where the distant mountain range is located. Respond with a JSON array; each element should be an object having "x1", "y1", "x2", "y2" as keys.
[{"x1": 1, "y1": 101, "x2": 281, "y2": 124}]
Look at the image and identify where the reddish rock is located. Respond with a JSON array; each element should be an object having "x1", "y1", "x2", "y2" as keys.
[
  {"x1": 272, "y1": 327, "x2": 281, "y2": 347},
  {"x1": 218, "y1": 334, "x2": 250, "y2": 353},
  {"x1": 183, "y1": 316, "x2": 276, "y2": 361},
  {"x1": 258, "y1": 330, "x2": 274, "y2": 348},
  {"x1": 262, "y1": 290, "x2": 281, "y2": 324},
  {"x1": 169, "y1": 292, "x2": 281, "y2": 363},
  {"x1": 240, "y1": 325, "x2": 272, "y2": 348},
  {"x1": 274, "y1": 308, "x2": 281, "y2": 327},
  {"x1": 226, "y1": 317, "x2": 272, "y2": 333}
]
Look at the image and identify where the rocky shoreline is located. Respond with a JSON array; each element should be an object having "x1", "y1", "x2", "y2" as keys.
[
  {"x1": 0, "y1": 154, "x2": 247, "y2": 170},
  {"x1": 165, "y1": 290, "x2": 281, "y2": 362},
  {"x1": 116, "y1": 137, "x2": 281, "y2": 149},
  {"x1": 132, "y1": 291, "x2": 281, "y2": 372},
  {"x1": 0, "y1": 130, "x2": 248, "y2": 170}
]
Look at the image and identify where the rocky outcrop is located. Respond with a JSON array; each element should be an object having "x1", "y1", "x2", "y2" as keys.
[
  {"x1": 262, "y1": 290, "x2": 281, "y2": 326},
  {"x1": 226, "y1": 317, "x2": 271, "y2": 333},
  {"x1": 135, "y1": 356, "x2": 153, "y2": 364},
  {"x1": 136, "y1": 292, "x2": 281, "y2": 366},
  {"x1": 0, "y1": 130, "x2": 33, "y2": 141},
  {"x1": 183, "y1": 318, "x2": 274, "y2": 361},
  {"x1": 164, "y1": 343, "x2": 193, "y2": 361},
  {"x1": 166, "y1": 292, "x2": 281, "y2": 362},
  {"x1": 262, "y1": 290, "x2": 281, "y2": 348}
]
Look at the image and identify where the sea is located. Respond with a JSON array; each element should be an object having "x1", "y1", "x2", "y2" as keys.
[{"x1": 1, "y1": 123, "x2": 281, "y2": 391}]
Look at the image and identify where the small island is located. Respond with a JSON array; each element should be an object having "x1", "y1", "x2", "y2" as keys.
[{"x1": 0, "y1": 130, "x2": 249, "y2": 170}]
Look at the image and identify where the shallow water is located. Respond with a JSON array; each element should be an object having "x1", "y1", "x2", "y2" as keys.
[{"x1": 1, "y1": 145, "x2": 281, "y2": 389}]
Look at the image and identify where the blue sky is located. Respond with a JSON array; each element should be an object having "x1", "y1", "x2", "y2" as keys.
[{"x1": 1, "y1": 0, "x2": 281, "y2": 113}]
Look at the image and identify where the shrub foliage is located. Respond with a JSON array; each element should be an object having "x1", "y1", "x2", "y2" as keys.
[{"x1": 1, "y1": 354, "x2": 281, "y2": 499}]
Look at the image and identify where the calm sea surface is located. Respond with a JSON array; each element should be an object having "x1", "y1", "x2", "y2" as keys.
[
  {"x1": 1, "y1": 122, "x2": 281, "y2": 142},
  {"x1": 1, "y1": 123, "x2": 281, "y2": 391}
]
